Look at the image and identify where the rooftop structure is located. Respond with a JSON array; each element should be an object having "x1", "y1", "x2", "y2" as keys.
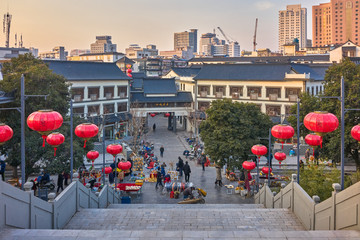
[{"x1": 90, "y1": 35, "x2": 117, "y2": 54}]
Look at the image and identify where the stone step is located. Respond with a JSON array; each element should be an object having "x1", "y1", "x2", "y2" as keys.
[
  {"x1": 108, "y1": 203, "x2": 265, "y2": 209},
  {"x1": 65, "y1": 208, "x2": 305, "y2": 231},
  {"x1": 2, "y1": 229, "x2": 360, "y2": 239}
]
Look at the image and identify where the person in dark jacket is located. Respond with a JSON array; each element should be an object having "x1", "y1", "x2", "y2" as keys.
[
  {"x1": 155, "y1": 168, "x2": 163, "y2": 189},
  {"x1": 177, "y1": 157, "x2": 184, "y2": 177},
  {"x1": 109, "y1": 171, "x2": 115, "y2": 184},
  {"x1": 183, "y1": 186, "x2": 195, "y2": 199},
  {"x1": 183, "y1": 161, "x2": 191, "y2": 182},
  {"x1": 200, "y1": 153, "x2": 206, "y2": 171},
  {"x1": 63, "y1": 172, "x2": 69, "y2": 186},
  {"x1": 160, "y1": 145, "x2": 164, "y2": 158},
  {"x1": 57, "y1": 171, "x2": 64, "y2": 193},
  {"x1": 0, "y1": 160, "x2": 6, "y2": 181}
]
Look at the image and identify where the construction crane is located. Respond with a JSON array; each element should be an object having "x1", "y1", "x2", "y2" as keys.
[
  {"x1": 253, "y1": 18, "x2": 258, "y2": 52},
  {"x1": 217, "y1": 27, "x2": 232, "y2": 44},
  {"x1": 3, "y1": 12, "x2": 12, "y2": 48}
]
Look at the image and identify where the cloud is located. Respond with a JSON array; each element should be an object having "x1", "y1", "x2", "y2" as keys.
[{"x1": 254, "y1": 1, "x2": 275, "y2": 11}]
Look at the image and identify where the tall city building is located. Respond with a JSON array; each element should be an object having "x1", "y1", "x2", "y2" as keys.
[
  {"x1": 313, "y1": 0, "x2": 360, "y2": 47},
  {"x1": 228, "y1": 42, "x2": 241, "y2": 57},
  {"x1": 39, "y1": 46, "x2": 67, "y2": 60},
  {"x1": 174, "y1": 29, "x2": 197, "y2": 53},
  {"x1": 279, "y1": 4, "x2": 307, "y2": 52},
  {"x1": 125, "y1": 44, "x2": 158, "y2": 59},
  {"x1": 90, "y1": 36, "x2": 117, "y2": 53},
  {"x1": 199, "y1": 33, "x2": 218, "y2": 56},
  {"x1": 313, "y1": 2, "x2": 332, "y2": 47}
]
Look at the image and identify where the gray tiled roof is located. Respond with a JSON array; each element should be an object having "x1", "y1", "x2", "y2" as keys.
[
  {"x1": 45, "y1": 60, "x2": 131, "y2": 81},
  {"x1": 131, "y1": 92, "x2": 193, "y2": 103},
  {"x1": 170, "y1": 66, "x2": 202, "y2": 77},
  {"x1": 189, "y1": 55, "x2": 330, "y2": 63},
  {"x1": 143, "y1": 78, "x2": 177, "y2": 94},
  {"x1": 193, "y1": 63, "x2": 329, "y2": 81}
]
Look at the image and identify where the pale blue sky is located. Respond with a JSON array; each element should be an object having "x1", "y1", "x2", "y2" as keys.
[{"x1": 2, "y1": 0, "x2": 326, "y2": 53}]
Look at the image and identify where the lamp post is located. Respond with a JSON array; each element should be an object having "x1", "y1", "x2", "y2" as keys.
[{"x1": 0, "y1": 74, "x2": 47, "y2": 190}]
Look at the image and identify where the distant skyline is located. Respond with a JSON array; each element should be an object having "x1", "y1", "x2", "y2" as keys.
[{"x1": 2, "y1": 0, "x2": 326, "y2": 53}]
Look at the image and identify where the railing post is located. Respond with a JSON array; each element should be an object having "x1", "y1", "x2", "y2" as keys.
[
  {"x1": 72, "y1": 173, "x2": 79, "y2": 211},
  {"x1": 291, "y1": 174, "x2": 297, "y2": 212},
  {"x1": 280, "y1": 183, "x2": 286, "y2": 208},
  {"x1": 312, "y1": 195, "x2": 320, "y2": 230},
  {"x1": 332, "y1": 183, "x2": 341, "y2": 230},
  {"x1": 24, "y1": 182, "x2": 34, "y2": 229}
]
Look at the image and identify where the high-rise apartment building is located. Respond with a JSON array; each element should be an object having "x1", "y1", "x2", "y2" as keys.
[
  {"x1": 90, "y1": 36, "x2": 117, "y2": 53},
  {"x1": 279, "y1": 5, "x2": 307, "y2": 52},
  {"x1": 39, "y1": 46, "x2": 67, "y2": 60},
  {"x1": 313, "y1": 3, "x2": 332, "y2": 47},
  {"x1": 174, "y1": 29, "x2": 197, "y2": 53},
  {"x1": 313, "y1": 0, "x2": 360, "y2": 47}
]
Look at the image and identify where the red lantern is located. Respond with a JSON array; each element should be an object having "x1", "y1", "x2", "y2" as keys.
[
  {"x1": 305, "y1": 133, "x2": 323, "y2": 156},
  {"x1": 242, "y1": 161, "x2": 256, "y2": 171},
  {"x1": 274, "y1": 151, "x2": 286, "y2": 167},
  {"x1": 46, "y1": 132, "x2": 65, "y2": 156},
  {"x1": 87, "y1": 150, "x2": 99, "y2": 167},
  {"x1": 261, "y1": 167, "x2": 272, "y2": 175},
  {"x1": 251, "y1": 144, "x2": 267, "y2": 163},
  {"x1": 104, "y1": 166, "x2": 112, "y2": 174},
  {"x1": 304, "y1": 111, "x2": 339, "y2": 136},
  {"x1": 271, "y1": 124, "x2": 294, "y2": 149},
  {"x1": 150, "y1": 113, "x2": 156, "y2": 117},
  {"x1": 75, "y1": 123, "x2": 99, "y2": 148},
  {"x1": 27, "y1": 110, "x2": 63, "y2": 147},
  {"x1": 118, "y1": 161, "x2": 131, "y2": 170},
  {"x1": 106, "y1": 144, "x2": 123, "y2": 161},
  {"x1": 351, "y1": 124, "x2": 360, "y2": 143},
  {"x1": 0, "y1": 123, "x2": 13, "y2": 145},
  {"x1": 126, "y1": 68, "x2": 132, "y2": 74},
  {"x1": 164, "y1": 113, "x2": 170, "y2": 117}
]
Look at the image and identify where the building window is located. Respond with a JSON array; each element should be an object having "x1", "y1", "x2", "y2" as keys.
[
  {"x1": 103, "y1": 103, "x2": 114, "y2": 114},
  {"x1": 118, "y1": 86, "x2": 127, "y2": 98},
  {"x1": 247, "y1": 87, "x2": 262, "y2": 98},
  {"x1": 230, "y1": 86, "x2": 243, "y2": 99},
  {"x1": 199, "y1": 85, "x2": 210, "y2": 97},
  {"x1": 88, "y1": 87, "x2": 100, "y2": 100},
  {"x1": 88, "y1": 105, "x2": 100, "y2": 116},
  {"x1": 72, "y1": 87, "x2": 84, "y2": 102},
  {"x1": 266, "y1": 87, "x2": 281, "y2": 99},
  {"x1": 104, "y1": 86, "x2": 114, "y2": 99},
  {"x1": 73, "y1": 107, "x2": 84, "y2": 117},
  {"x1": 213, "y1": 86, "x2": 226, "y2": 98},
  {"x1": 117, "y1": 102, "x2": 127, "y2": 112},
  {"x1": 198, "y1": 101, "x2": 210, "y2": 111}
]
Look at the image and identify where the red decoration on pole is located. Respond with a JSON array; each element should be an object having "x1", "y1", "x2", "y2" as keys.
[
  {"x1": 305, "y1": 133, "x2": 323, "y2": 156},
  {"x1": 164, "y1": 113, "x2": 170, "y2": 117},
  {"x1": 118, "y1": 161, "x2": 131, "y2": 170},
  {"x1": 75, "y1": 123, "x2": 99, "y2": 148},
  {"x1": 106, "y1": 144, "x2": 123, "y2": 161},
  {"x1": 27, "y1": 110, "x2": 63, "y2": 147},
  {"x1": 46, "y1": 132, "x2": 65, "y2": 156},
  {"x1": 251, "y1": 144, "x2": 267, "y2": 163},
  {"x1": 271, "y1": 124, "x2": 294, "y2": 149},
  {"x1": 126, "y1": 68, "x2": 132, "y2": 74},
  {"x1": 304, "y1": 111, "x2": 339, "y2": 136},
  {"x1": 242, "y1": 161, "x2": 256, "y2": 171},
  {"x1": 104, "y1": 167, "x2": 112, "y2": 174},
  {"x1": 274, "y1": 151, "x2": 286, "y2": 167},
  {"x1": 261, "y1": 167, "x2": 272, "y2": 175},
  {"x1": 150, "y1": 113, "x2": 156, "y2": 117},
  {"x1": 0, "y1": 123, "x2": 13, "y2": 145},
  {"x1": 87, "y1": 150, "x2": 99, "y2": 167},
  {"x1": 351, "y1": 124, "x2": 360, "y2": 143}
]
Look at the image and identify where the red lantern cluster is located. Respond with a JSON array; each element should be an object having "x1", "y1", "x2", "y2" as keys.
[
  {"x1": 75, "y1": 123, "x2": 99, "y2": 148},
  {"x1": 118, "y1": 161, "x2": 131, "y2": 170},
  {"x1": 261, "y1": 167, "x2": 272, "y2": 175},
  {"x1": 304, "y1": 111, "x2": 339, "y2": 136},
  {"x1": 242, "y1": 161, "x2": 256, "y2": 171},
  {"x1": 106, "y1": 144, "x2": 123, "y2": 160},
  {"x1": 271, "y1": 124, "x2": 294, "y2": 149},
  {"x1": 0, "y1": 123, "x2": 13, "y2": 145},
  {"x1": 87, "y1": 150, "x2": 99, "y2": 167},
  {"x1": 27, "y1": 110, "x2": 63, "y2": 147},
  {"x1": 126, "y1": 68, "x2": 132, "y2": 78},
  {"x1": 274, "y1": 151, "x2": 286, "y2": 167},
  {"x1": 46, "y1": 132, "x2": 65, "y2": 156},
  {"x1": 351, "y1": 124, "x2": 360, "y2": 143}
]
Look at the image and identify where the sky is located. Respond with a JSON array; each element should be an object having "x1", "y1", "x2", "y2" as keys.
[{"x1": 2, "y1": 0, "x2": 327, "y2": 53}]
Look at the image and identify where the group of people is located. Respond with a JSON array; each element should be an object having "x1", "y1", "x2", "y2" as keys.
[
  {"x1": 177, "y1": 157, "x2": 191, "y2": 182},
  {"x1": 56, "y1": 171, "x2": 70, "y2": 193}
]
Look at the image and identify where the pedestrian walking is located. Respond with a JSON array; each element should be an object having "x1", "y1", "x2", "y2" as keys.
[
  {"x1": 215, "y1": 163, "x2": 223, "y2": 187},
  {"x1": 0, "y1": 160, "x2": 6, "y2": 181},
  {"x1": 161, "y1": 163, "x2": 166, "y2": 180},
  {"x1": 305, "y1": 148, "x2": 310, "y2": 163},
  {"x1": 200, "y1": 153, "x2": 206, "y2": 171},
  {"x1": 57, "y1": 171, "x2": 64, "y2": 193},
  {"x1": 160, "y1": 145, "x2": 164, "y2": 158},
  {"x1": 183, "y1": 161, "x2": 191, "y2": 182},
  {"x1": 63, "y1": 172, "x2": 69, "y2": 186},
  {"x1": 177, "y1": 157, "x2": 184, "y2": 177},
  {"x1": 155, "y1": 168, "x2": 163, "y2": 189},
  {"x1": 153, "y1": 123, "x2": 156, "y2": 131}
]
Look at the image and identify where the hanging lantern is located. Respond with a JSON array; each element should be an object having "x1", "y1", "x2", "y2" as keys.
[
  {"x1": 271, "y1": 124, "x2": 294, "y2": 149},
  {"x1": 351, "y1": 124, "x2": 360, "y2": 143},
  {"x1": 242, "y1": 161, "x2": 256, "y2": 171},
  {"x1": 87, "y1": 150, "x2": 99, "y2": 167},
  {"x1": 126, "y1": 68, "x2": 132, "y2": 74},
  {"x1": 304, "y1": 111, "x2": 339, "y2": 136},
  {"x1": 75, "y1": 123, "x2": 99, "y2": 148},
  {"x1": 118, "y1": 161, "x2": 131, "y2": 170},
  {"x1": 27, "y1": 110, "x2": 63, "y2": 147},
  {"x1": 305, "y1": 133, "x2": 323, "y2": 156},
  {"x1": 127, "y1": 73, "x2": 132, "y2": 78},
  {"x1": 46, "y1": 132, "x2": 65, "y2": 156},
  {"x1": 164, "y1": 113, "x2": 170, "y2": 117},
  {"x1": 104, "y1": 166, "x2": 112, "y2": 174},
  {"x1": 251, "y1": 144, "x2": 267, "y2": 163},
  {"x1": 261, "y1": 167, "x2": 272, "y2": 175},
  {"x1": 274, "y1": 151, "x2": 286, "y2": 167},
  {"x1": 0, "y1": 123, "x2": 13, "y2": 145},
  {"x1": 150, "y1": 113, "x2": 156, "y2": 117},
  {"x1": 106, "y1": 144, "x2": 123, "y2": 161}
]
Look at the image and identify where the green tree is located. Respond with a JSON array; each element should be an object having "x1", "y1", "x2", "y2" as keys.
[
  {"x1": 0, "y1": 54, "x2": 93, "y2": 180},
  {"x1": 289, "y1": 58, "x2": 360, "y2": 170},
  {"x1": 199, "y1": 99, "x2": 272, "y2": 168}
]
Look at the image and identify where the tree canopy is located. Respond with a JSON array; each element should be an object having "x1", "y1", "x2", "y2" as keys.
[
  {"x1": 289, "y1": 58, "x2": 360, "y2": 169},
  {"x1": 199, "y1": 99, "x2": 273, "y2": 168},
  {"x1": 0, "y1": 54, "x2": 93, "y2": 179}
]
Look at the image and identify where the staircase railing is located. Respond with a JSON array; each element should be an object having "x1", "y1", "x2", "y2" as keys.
[
  {"x1": 255, "y1": 173, "x2": 360, "y2": 231},
  {"x1": 0, "y1": 173, "x2": 121, "y2": 230}
]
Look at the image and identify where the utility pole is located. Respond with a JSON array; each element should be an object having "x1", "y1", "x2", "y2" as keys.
[{"x1": 253, "y1": 18, "x2": 258, "y2": 52}]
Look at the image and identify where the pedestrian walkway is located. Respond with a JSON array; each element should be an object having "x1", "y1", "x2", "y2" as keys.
[{"x1": 134, "y1": 115, "x2": 253, "y2": 204}]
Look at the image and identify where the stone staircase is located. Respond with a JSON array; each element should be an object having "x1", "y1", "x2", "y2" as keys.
[{"x1": 2, "y1": 204, "x2": 360, "y2": 239}]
